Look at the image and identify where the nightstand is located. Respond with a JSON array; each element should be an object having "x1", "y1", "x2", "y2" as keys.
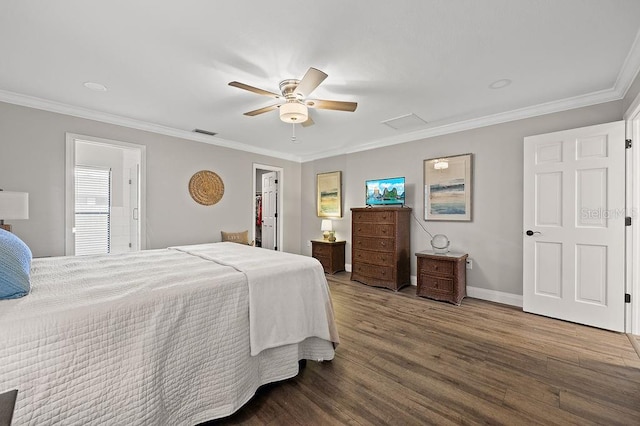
[
  {"x1": 311, "y1": 240, "x2": 346, "y2": 274},
  {"x1": 416, "y1": 250, "x2": 468, "y2": 305}
]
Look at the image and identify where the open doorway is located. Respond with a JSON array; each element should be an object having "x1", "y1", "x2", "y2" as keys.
[
  {"x1": 253, "y1": 163, "x2": 283, "y2": 251},
  {"x1": 65, "y1": 133, "x2": 146, "y2": 256}
]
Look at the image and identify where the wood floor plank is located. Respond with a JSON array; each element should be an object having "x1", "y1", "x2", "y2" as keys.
[
  {"x1": 209, "y1": 273, "x2": 640, "y2": 425},
  {"x1": 559, "y1": 389, "x2": 640, "y2": 426}
]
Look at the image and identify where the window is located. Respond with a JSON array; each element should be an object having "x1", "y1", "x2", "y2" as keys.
[{"x1": 75, "y1": 166, "x2": 111, "y2": 255}]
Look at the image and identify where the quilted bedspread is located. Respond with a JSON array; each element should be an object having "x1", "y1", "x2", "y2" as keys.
[
  {"x1": 0, "y1": 245, "x2": 337, "y2": 425},
  {"x1": 171, "y1": 243, "x2": 340, "y2": 355}
]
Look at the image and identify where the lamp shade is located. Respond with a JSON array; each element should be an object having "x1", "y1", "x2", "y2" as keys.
[
  {"x1": 321, "y1": 219, "x2": 333, "y2": 232},
  {"x1": 280, "y1": 102, "x2": 308, "y2": 123},
  {"x1": 0, "y1": 191, "x2": 29, "y2": 220}
]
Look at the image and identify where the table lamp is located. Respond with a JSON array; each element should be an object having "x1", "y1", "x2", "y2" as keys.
[
  {"x1": 0, "y1": 190, "x2": 29, "y2": 232},
  {"x1": 321, "y1": 219, "x2": 335, "y2": 242}
]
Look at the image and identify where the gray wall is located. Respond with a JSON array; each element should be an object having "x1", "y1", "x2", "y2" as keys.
[
  {"x1": 301, "y1": 101, "x2": 624, "y2": 296},
  {"x1": 0, "y1": 101, "x2": 301, "y2": 257}
]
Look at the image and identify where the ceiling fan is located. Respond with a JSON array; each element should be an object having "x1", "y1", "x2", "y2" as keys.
[{"x1": 228, "y1": 67, "x2": 357, "y2": 127}]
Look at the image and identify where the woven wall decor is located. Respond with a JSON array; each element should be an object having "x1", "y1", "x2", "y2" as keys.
[{"x1": 188, "y1": 170, "x2": 224, "y2": 206}]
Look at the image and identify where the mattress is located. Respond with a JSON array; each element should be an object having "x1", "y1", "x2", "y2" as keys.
[{"x1": 0, "y1": 244, "x2": 337, "y2": 425}]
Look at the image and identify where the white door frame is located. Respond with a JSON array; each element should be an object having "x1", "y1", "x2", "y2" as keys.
[
  {"x1": 65, "y1": 133, "x2": 147, "y2": 255},
  {"x1": 252, "y1": 163, "x2": 283, "y2": 251},
  {"x1": 624, "y1": 92, "x2": 640, "y2": 335}
]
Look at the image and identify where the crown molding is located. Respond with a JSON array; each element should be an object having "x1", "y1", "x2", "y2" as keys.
[
  {"x1": 615, "y1": 26, "x2": 640, "y2": 98},
  {"x1": 300, "y1": 87, "x2": 622, "y2": 162},
  {"x1": 0, "y1": 89, "x2": 302, "y2": 163},
  {"x1": 0, "y1": 76, "x2": 632, "y2": 165}
]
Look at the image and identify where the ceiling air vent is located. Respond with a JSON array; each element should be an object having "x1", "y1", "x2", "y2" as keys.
[
  {"x1": 193, "y1": 129, "x2": 218, "y2": 136},
  {"x1": 381, "y1": 113, "x2": 427, "y2": 131}
]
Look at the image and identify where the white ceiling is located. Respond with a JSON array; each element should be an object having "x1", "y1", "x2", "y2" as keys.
[{"x1": 1, "y1": 1, "x2": 640, "y2": 162}]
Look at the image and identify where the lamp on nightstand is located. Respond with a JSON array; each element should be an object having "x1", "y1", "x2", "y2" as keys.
[
  {"x1": 321, "y1": 219, "x2": 335, "y2": 242},
  {"x1": 0, "y1": 190, "x2": 29, "y2": 233}
]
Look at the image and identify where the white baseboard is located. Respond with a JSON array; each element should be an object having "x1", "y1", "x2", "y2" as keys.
[
  {"x1": 466, "y1": 285, "x2": 523, "y2": 307},
  {"x1": 346, "y1": 270, "x2": 521, "y2": 308}
]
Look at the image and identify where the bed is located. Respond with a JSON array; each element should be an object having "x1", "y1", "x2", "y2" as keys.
[{"x1": 0, "y1": 242, "x2": 339, "y2": 425}]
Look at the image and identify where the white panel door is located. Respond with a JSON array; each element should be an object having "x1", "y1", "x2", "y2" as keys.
[
  {"x1": 523, "y1": 121, "x2": 626, "y2": 332},
  {"x1": 261, "y1": 172, "x2": 278, "y2": 250}
]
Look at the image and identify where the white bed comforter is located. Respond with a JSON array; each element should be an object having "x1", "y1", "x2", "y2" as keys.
[
  {"x1": 171, "y1": 243, "x2": 340, "y2": 355},
  {"x1": 0, "y1": 244, "x2": 338, "y2": 425}
]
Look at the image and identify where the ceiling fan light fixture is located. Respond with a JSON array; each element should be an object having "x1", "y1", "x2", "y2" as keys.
[{"x1": 279, "y1": 102, "x2": 308, "y2": 123}]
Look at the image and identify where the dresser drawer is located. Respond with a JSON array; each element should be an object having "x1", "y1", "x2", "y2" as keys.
[
  {"x1": 352, "y1": 210, "x2": 396, "y2": 224},
  {"x1": 353, "y1": 236, "x2": 395, "y2": 252},
  {"x1": 312, "y1": 253, "x2": 329, "y2": 264},
  {"x1": 352, "y1": 223, "x2": 395, "y2": 237},
  {"x1": 419, "y1": 258, "x2": 454, "y2": 276},
  {"x1": 417, "y1": 274, "x2": 454, "y2": 297},
  {"x1": 352, "y1": 263, "x2": 394, "y2": 281},
  {"x1": 353, "y1": 249, "x2": 394, "y2": 266},
  {"x1": 312, "y1": 244, "x2": 331, "y2": 257}
]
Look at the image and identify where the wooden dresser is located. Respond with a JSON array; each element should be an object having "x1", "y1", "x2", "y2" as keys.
[
  {"x1": 351, "y1": 207, "x2": 411, "y2": 291},
  {"x1": 415, "y1": 251, "x2": 468, "y2": 305},
  {"x1": 311, "y1": 240, "x2": 346, "y2": 274}
]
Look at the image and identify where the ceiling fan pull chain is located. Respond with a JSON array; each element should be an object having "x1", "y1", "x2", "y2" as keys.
[{"x1": 291, "y1": 123, "x2": 297, "y2": 143}]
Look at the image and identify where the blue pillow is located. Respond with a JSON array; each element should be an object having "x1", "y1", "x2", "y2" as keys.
[{"x1": 0, "y1": 228, "x2": 32, "y2": 299}]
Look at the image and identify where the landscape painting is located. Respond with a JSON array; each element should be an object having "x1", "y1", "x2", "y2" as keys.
[
  {"x1": 424, "y1": 154, "x2": 472, "y2": 221},
  {"x1": 317, "y1": 171, "x2": 342, "y2": 218}
]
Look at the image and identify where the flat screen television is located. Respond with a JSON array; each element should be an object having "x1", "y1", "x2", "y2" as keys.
[{"x1": 365, "y1": 176, "x2": 405, "y2": 206}]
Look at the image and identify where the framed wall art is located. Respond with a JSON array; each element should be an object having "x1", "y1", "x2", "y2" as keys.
[
  {"x1": 317, "y1": 171, "x2": 342, "y2": 218},
  {"x1": 424, "y1": 154, "x2": 472, "y2": 221}
]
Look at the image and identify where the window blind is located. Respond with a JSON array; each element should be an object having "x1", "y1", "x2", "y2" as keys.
[{"x1": 75, "y1": 166, "x2": 111, "y2": 256}]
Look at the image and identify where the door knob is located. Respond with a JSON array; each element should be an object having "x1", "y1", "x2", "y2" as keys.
[{"x1": 525, "y1": 230, "x2": 541, "y2": 236}]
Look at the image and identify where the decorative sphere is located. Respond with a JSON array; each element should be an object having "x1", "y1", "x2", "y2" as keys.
[{"x1": 431, "y1": 234, "x2": 450, "y2": 254}]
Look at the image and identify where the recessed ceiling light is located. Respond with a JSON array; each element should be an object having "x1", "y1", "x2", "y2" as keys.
[
  {"x1": 83, "y1": 81, "x2": 107, "y2": 92},
  {"x1": 489, "y1": 79, "x2": 512, "y2": 90}
]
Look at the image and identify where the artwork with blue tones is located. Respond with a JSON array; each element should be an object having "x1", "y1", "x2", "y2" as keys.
[{"x1": 424, "y1": 154, "x2": 472, "y2": 221}]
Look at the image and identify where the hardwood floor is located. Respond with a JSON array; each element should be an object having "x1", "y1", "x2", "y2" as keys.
[{"x1": 210, "y1": 272, "x2": 640, "y2": 425}]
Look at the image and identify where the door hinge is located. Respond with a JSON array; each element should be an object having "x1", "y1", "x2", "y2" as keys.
[
  {"x1": 626, "y1": 139, "x2": 632, "y2": 149},
  {"x1": 626, "y1": 217, "x2": 632, "y2": 226},
  {"x1": 129, "y1": 179, "x2": 132, "y2": 184},
  {"x1": 625, "y1": 293, "x2": 631, "y2": 303},
  {"x1": 129, "y1": 243, "x2": 132, "y2": 248},
  {"x1": 275, "y1": 179, "x2": 278, "y2": 184},
  {"x1": 274, "y1": 246, "x2": 278, "y2": 250},
  {"x1": 274, "y1": 213, "x2": 278, "y2": 218}
]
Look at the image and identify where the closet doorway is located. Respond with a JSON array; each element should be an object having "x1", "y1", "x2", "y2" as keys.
[
  {"x1": 65, "y1": 133, "x2": 146, "y2": 256},
  {"x1": 253, "y1": 164, "x2": 283, "y2": 251}
]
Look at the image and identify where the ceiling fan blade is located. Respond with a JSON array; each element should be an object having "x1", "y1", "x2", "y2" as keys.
[
  {"x1": 301, "y1": 115, "x2": 315, "y2": 127},
  {"x1": 305, "y1": 99, "x2": 358, "y2": 112},
  {"x1": 229, "y1": 81, "x2": 281, "y2": 99},
  {"x1": 243, "y1": 103, "x2": 281, "y2": 116},
  {"x1": 295, "y1": 68, "x2": 328, "y2": 97}
]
